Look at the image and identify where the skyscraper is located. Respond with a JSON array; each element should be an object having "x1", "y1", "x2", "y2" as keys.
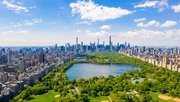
[
  {"x1": 162, "y1": 54, "x2": 168, "y2": 68},
  {"x1": 7, "y1": 49, "x2": 12, "y2": 64},
  {"x1": 109, "y1": 36, "x2": 111, "y2": 46},
  {"x1": 109, "y1": 36, "x2": 112, "y2": 51},
  {"x1": 38, "y1": 52, "x2": 45, "y2": 63},
  {"x1": 76, "y1": 37, "x2": 78, "y2": 51},
  {"x1": 55, "y1": 43, "x2": 57, "y2": 50},
  {"x1": 125, "y1": 42, "x2": 127, "y2": 48},
  {"x1": 97, "y1": 38, "x2": 99, "y2": 46},
  {"x1": 128, "y1": 43, "x2": 130, "y2": 48},
  {"x1": 76, "y1": 37, "x2": 78, "y2": 45},
  {"x1": 19, "y1": 58, "x2": 25, "y2": 73}
]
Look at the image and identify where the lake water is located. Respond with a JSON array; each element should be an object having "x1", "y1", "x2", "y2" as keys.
[{"x1": 66, "y1": 63, "x2": 138, "y2": 80}]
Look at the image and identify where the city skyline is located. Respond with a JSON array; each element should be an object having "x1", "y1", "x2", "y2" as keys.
[{"x1": 0, "y1": 0, "x2": 180, "y2": 46}]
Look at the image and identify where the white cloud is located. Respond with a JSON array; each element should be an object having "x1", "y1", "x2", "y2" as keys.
[
  {"x1": 14, "y1": 19, "x2": 44, "y2": 27},
  {"x1": 157, "y1": 0, "x2": 169, "y2": 12},
  {"x1": 135, "y1": 29, "x2": 179, "y2": 41},
  {"x1": 85, "y1": 29, "x2": 180, "y2": 46},
  {"x1": 137, "y1": 20, "x2": 160, "y2": 27},
  {"x1": 91, "y1": 29, "x2": 177, "y2": 40},
  {"x1": 134, "y1": 18, "x2": 146, "y2": 22},
  {"x1": 1, "y1": 0, "x2": 29, "y2": 13},
  {"x1": 161, "y1": 21, "x2": 177, "y2": 27},
  {"x1": 0, "y1": 26, "x2": 10, "y2": 30},
  {"x1": 76, "y1": 21, "x2": 92, "y2": 25},
  {"x1": 171, "y1": 4, "x2": 180, "y2": 13},
  {"x1": 70, "y1": 0, "x2": 132, "y2": 21},
  {"x1": 87, "y1": 30, "x2": 109, "y2": 37},
  {"x1": 100, "y1": 25, "x2": 111, "y2": 30},
  {"x1": 1, "y1": 30, "x2": 30, "y2": 35},
  {"x1": 117, "y1": 29, "x2": 179, "y2": 43},
  {"x1": 134, "y1": 1, "x2": 158, "y2": 8},
  {"x1": 136, "y1": 20, "x2": 177, "y2": 28},
  {"x1": 134, "y1": 0, "x2": 168, "y2": 12},
  {"x1": 76, "y1": 29, "x2": 82, "y2": 33}
]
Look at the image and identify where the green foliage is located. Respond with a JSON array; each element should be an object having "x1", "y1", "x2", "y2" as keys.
[{"x1": 11, "y1": 52, "x2": 180, "y2": 102}]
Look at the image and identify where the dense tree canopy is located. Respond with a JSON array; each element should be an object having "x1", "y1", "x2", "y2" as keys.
[{"x1": 10, "y1": 52, "x2": 180, "y2": 102}]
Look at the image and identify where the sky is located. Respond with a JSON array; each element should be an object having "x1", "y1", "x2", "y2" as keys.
[{"x1": 0, "y1": 0, "x2": 180, "y2": 47}]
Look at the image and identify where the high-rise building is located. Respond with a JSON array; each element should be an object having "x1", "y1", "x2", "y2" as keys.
[
  {"x1": 162, "y1": 54, "x2": 167, "y2": 68},
  {"x1": 7, "y1": 49, "x2": 12, "y2": 64},
  {"x1": 76, "y1": 37, "x2": 79, "y2": 51},
  {"x1": 81, "y1": 42, "x2": 83, "y2": 46},
  {"x1": 19, "y1": 58, "x2": 25, "y2": 73},
  {"x1": 2, "y1": 48, "x2": 5, "y2": 53},
  {"x1": 55, "y1": 43, "x2": 57, "y2": 50},
  {"x1": 76, "y1": 37, "x2": 78, "y2": 46},
  {"x1": 128, "y1": 43, "x2": 130, "y2": 48},
  {"x1": 80, "y1": 42, "x2": 84, "y2": 52},
  {"x1": 38, "y1": 52, "x2": 45, "y2": 63},
  {"x1": 125, "y1": 42, "x2": 127, "y2": 48},
  {"x1": 0, "y1": 50, "x2": 2, "y2": 57},
  {"x1": 173, "y1": 47, "x2": 177, "y2": 54},
  {"x1": 97, "y1": 38, "x2": 99, "y2": 46},
  {"x1": 109, "y1": 36, "x2": 111, "y2": 46},
  {"x1": 109, "y1": 36, "x2": 112, "y2": 51}
]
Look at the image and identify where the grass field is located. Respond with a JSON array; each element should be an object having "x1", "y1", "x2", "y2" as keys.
[
  {"x1": 27, "y1": 92, "x2": 109, "y2": 102},
  {"x1": 90, "y1": 96, "x2": 110, "y2": 102},
  {"x1": 150, "y1": 92, "x2": 175, "y2": 102},
  {"x1": 26, "y1": 91, "x2": 178, "y2": 102},
  {"x1": 26, "y1": 90, "x2": 59, "y2": 102},
  {"x1": 26, "y1": 90, "x2": 177, "y2": 102}
]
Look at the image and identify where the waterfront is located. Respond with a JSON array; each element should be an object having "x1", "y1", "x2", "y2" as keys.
[{"x1": 66, "y1": 63, "x2": 138, "y2": 80}]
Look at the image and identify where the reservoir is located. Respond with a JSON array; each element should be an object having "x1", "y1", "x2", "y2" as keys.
[{"x1": 66, "y1": 63, "x2": 138, "y2": 80}]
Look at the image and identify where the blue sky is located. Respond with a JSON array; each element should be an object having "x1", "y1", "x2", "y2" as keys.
[{"x1": 0, "y1": 0, "x2": 180, "y2": 46}]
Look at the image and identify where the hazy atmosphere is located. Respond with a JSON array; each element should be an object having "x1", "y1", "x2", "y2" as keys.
[{"x1": 0, "y1": 0, "x2": 180, "y2": 46}]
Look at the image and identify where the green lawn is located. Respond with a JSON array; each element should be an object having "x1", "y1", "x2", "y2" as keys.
[
  {"x1": 150, "y1": 92, "x2": 175, "y2": 102},
  {"x1": 26, "y1": 90, "x2": 59, "y2": 102},
  {"x1": 90, "y1": 96, "x2": 110, "y2": 102},
  {"x1": 90, "y1": 93, "x2": 176, "y2": 102},
  {"x1": 27, "y1": 92, "x2": 176, "y2": 102}
]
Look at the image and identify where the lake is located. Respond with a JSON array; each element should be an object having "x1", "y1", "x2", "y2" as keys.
[{"x1": 66, "y1": 63, "x2": 138, "y2": 80}]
